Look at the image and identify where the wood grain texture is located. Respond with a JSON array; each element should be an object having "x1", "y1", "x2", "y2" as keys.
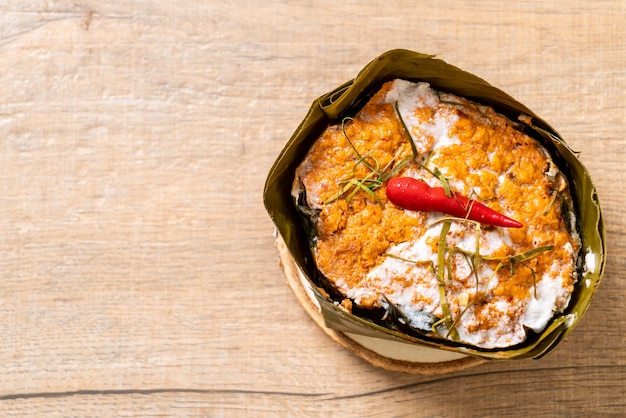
[{"x1": 0, "y1": 0, "x2": 624, "y2": 416}]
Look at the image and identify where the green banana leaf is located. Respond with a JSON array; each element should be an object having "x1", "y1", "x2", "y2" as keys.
[{"x1": 263, "y1": 49, "x2": 606, "y2": 360}]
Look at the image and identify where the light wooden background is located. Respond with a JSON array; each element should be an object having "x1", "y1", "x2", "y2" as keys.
[{"x1": 0, "y1": 1, "x2": 624, "y2": 416}]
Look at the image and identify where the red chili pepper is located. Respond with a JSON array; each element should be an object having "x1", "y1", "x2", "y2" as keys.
[{"x1": 385, "y1": 177, "x2": 523, "y2": 228}]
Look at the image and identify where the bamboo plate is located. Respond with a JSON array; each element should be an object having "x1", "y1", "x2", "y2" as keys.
[{"x1": 275, "y1": 234, "x2": 486, "y2": 375}]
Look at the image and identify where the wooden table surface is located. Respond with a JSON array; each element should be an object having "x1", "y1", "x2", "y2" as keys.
[{"x1": 0, "y1": 1, "x2": 624, "y2": 416}]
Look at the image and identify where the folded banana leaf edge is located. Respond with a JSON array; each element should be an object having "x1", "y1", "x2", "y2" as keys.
[{"x1": 263, "y1": 49, "x2": 606, "y2": 360}]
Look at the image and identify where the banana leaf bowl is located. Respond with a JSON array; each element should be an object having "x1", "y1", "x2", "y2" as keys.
[{"x1": 263, "y1": 49, "x2": 605, "y2": 365}]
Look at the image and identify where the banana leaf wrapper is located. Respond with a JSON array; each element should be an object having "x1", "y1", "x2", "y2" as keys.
[{"x1": 263, "y1": 49, "x2": 606, "y2": 360}]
